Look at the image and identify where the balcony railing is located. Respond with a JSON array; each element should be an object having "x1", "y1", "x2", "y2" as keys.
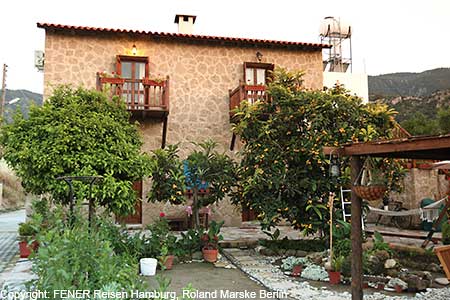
[
  {"x1": 229, "y1": 84, "x2": 268, "y2": 115},
  {"x1": 96, "y1": 74, "x2": 169, "y2": 119}
]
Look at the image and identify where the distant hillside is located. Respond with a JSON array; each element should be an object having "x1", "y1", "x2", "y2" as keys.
[
  {"x1": 369, "y1": 68, "x2": 450, "y2": 99},
  {"x1": 384, "y1": 90, "x2": 450, "y2": 123},
  {"x1": 1, "y1": 89, "x2": 43, "y2": 122},
  {"x1": 368, "y1": 68, "x2": 450, "y2": 135}
]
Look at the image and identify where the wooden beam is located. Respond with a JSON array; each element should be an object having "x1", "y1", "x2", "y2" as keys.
[
  {"x1": 350, "y1": 156, "x2": 363, "y2": 300},
  {"x1": 322, "y1": 146, "x2": 343, "y2": 156},
  {"x1": 342, "y1": 135, "x2": 450, "y2": 159}
]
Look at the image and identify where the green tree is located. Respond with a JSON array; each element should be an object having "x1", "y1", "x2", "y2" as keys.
[
  {"x1": 437, "y1": 107, "x2": 450, "y2": 134},
  {"x1": 149, "y1": 140, "x2": 236, "y2": 228},
  {"x1": 0, "y1": 86, "x2": 149, "y2": 215},
  {"x1": 231, "y1": 68, "x2": 402, "y2": 234},
  {"x1": 401, "y1": 112, "x2": 440, "y2": 136},
  {"x1": 148, "y1": 145, "x2": 186, "y2": 205}
]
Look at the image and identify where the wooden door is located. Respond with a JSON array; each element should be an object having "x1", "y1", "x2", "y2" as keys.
[
  {"x1": 117, "y1": 181, "x2": 143, "y2": 224},
  {"x1": 242, "y1": 205, "x2": 257, "y2": 222}
]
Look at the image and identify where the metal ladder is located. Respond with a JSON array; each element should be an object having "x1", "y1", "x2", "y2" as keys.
[{"x1": 340, "y1": 187, "x2": 364, "y2": 230}]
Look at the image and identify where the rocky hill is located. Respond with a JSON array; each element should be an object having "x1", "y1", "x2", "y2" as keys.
[
  {"x1": 1, "y1": 89, "x2": 43, "y2": 121},
  {"x1": 368, "y1": 68, "x2": 450, "y2": 135},
  {"x1": 369, "y1": 68, "x2": 450, "y2": 99}
]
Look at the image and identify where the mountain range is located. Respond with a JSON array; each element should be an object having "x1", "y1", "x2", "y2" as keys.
[
  {"x1": 369, "y1": 68, "x2": 450, "y2": 124},
  {"x1": 0, "y1": 89, "x2": 43, "y2": 121},
  {"x1": 369, "y1": 68, "x2": 450, "y2": 99}
]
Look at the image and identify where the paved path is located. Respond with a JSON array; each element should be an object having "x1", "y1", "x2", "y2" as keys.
[
  {"x1": 222, "y1": 248, "x2": 450, "y2": 300},
  {"x1": 0, "y1": 209, "x2": 25, "y2": 273}
]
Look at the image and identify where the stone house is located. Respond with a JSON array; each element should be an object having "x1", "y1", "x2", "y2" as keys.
[{"x1": 38, "y1": 15, "x2": 329, "y2": 227}]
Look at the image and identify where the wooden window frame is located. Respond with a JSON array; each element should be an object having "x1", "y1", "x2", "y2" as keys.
[
  {"x1": 243, "y1": 62, "x2": 274, "y2": 85},
  {"x1": 116, "y1": 55, "x2": 149, "y2": 78}
]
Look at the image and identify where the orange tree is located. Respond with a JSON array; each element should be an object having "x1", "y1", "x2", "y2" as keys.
[
  {"x1": 231, "y1": 68, "x2": 402, "y2": 234},
  {"x1": 0, "y1": 86, "x2": 150, "y2": 216}
]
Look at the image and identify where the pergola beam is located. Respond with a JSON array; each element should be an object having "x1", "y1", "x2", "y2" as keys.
[{"x1": 322, "y1": 134, "x2": 450, "y2": 300}]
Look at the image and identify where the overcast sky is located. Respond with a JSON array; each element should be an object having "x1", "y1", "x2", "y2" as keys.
[{"x1": 1, "y1": 0, "x2": 449, "y2": 94}]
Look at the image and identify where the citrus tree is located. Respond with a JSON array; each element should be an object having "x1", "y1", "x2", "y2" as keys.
[
  {"x1": 231, "y1": 68, "x2": 403, "y2": 234},
  {"x1": 0, "y1": 86, "x2": 150, "y2": 215},
  {"x1": 149, "y1": 140, "x2": 236, "y2": 228}
]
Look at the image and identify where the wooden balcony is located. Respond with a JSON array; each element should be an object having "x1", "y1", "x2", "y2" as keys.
[
  {"x1": 229, "y1": 83, "x2": 268, "y2": 119},
  {"x1": 96, "y1": 74, "x2": 169, "y2": 120}
]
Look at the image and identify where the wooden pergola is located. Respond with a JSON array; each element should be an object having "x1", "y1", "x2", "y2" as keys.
[{"x1": 324, "y1": 133, "x2": 450, "y2": 300}]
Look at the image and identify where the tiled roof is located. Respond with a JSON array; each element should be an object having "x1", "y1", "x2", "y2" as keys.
[{"x1": 37, "y1": 22, "x2": 330, "y2": 50}]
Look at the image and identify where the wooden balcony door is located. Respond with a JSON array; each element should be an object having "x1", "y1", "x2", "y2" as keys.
[
  {"x1": 243, "y1": 62, "x2": 274, "y2": 104},
  {"x1": 117, "y1": 181, "x2": 143, "y2": 224},
  {"x1": 116, "y1": 55, "x2": 149, "y2": 110}
]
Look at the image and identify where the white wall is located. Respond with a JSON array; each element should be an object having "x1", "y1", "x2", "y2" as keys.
[{"x1": 323, "y1": 72, "x2": 369, "y2": 103}]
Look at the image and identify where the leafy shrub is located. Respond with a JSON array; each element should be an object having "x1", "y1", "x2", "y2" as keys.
[
  {"x1": 201, "y1": 220, "x2": 224, "y2": 250},
  {"x1": 281, "y1": 257, "x2": 310, "y2": 271},
  {"x1": 177, "y1": 229, "x2": 202, "y2": 259},
  {"x1": 1, "y1": 86, "x2": 150, "y2": 216},
  {"x1": 331, "y1": 255, "x2": 345, "y2": 272},
  {"x1": 259, "y1": 238, "x2": 327, "y2": 252},
  {"x1": 32, "y1": 212, "x2": 146, "y2": 294},
  {"x1": 334, "y1": 238, "x2": 351, "y2": 258},
  {"x1": 442, "y1": 222, "x2": 450, "y2": 245},
  {"x1": 371, "y1": 231, "x2": 393, "y2": 256},
  {"x1": 18, "y1": 222, "x2": 38, "y2": 238}
]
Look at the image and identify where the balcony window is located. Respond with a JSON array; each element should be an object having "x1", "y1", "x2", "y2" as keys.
[
  {"x1": 116, "y1": 56, "x2": 149, "y2": 109},
  {"x1": 244, "y1": 62, "x2": 274, "y2": 85}
]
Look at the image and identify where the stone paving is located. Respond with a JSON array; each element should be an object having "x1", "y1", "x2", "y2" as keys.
[
  {"x1": 0, "y1": 209, "x2": 25, "y2": 274},
  {"x1": 0, "y1": 259, "x2": 36, "y2": 291},
  {"x1": 222, "y1": 248, "x2": 450, "y2": 300},
  {"x1": 0, "y1": 233, "x2": 18, "y2": 273}
]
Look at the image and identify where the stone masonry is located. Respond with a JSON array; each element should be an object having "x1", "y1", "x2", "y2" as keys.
[{"x1": 41, "y1": 28, "x2": 324, "y2": 226}]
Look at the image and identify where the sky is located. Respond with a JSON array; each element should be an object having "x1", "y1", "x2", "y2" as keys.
[{"x1": 0, "y1": 0, "x2": 449, "y2": 94}]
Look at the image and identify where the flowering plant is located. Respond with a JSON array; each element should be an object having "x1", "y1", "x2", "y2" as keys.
[{"x1": 201, "y1": 220, "x2": 224, "y2": 250}]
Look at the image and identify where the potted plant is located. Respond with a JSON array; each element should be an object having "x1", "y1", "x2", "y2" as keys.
[
  {"x1": 353, "y1": 158, "x2": 388, "y2": 201},
  {"x1": 18, "y1": 221, "x2": 38, "y2": 258},
  {"x1": 201, "y1": 220, "x2": 224, "y2": 263},
  {"x1": 328, "y1": 255, "x2": 344, "y2": 284}
]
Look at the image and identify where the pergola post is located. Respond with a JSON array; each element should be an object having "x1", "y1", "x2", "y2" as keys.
[{"x1": 350, "y1": 155, "x2": 363, "y2": 300}]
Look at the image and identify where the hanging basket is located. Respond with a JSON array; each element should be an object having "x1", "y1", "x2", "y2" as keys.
[{"x1": 353, "y1": 185, "x2": 387, "y2": 201}]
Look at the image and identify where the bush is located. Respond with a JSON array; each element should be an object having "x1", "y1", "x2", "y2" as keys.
[
  {"x1": 32, "y1": 211, "x2": 146, "y2": 294},
  {"x1": 177, "y1": 229, "x2": 202, "y2": 260},
  {"x1": 442, "y1": 222, "x2": 450, "y2": 245},
  {"x1": 259, "y1": 238, "x2": 327, "y2": 252},
  {"x1": 1, "y1": 86, "x2": 150, "y2": 216}
]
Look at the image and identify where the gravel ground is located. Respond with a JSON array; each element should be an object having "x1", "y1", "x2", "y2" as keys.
[{"x1": 222, "y1": 248, "x2": 450, "y2": 300}]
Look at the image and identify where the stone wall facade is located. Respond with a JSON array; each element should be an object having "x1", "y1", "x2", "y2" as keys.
[{"x1": 42, "y1": 30, "x2": 324, "y2": 226}]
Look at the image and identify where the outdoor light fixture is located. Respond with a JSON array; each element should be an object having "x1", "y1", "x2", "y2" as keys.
[
  {"x1": 329, "y1": 151, "x2": 340, "y2": 178},
  {"x1": 256, "y1": 51, "x2": 263, "y2": 62},
  {"x1": 131, "y1": 44, "x2": 137, "y2": 56}
]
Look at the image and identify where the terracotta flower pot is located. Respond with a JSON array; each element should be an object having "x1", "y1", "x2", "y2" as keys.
[
  {"x1": 202, "y1": 248, "x2": 218, "y2": 263},
  {"x1": 377, "y1": 283, "x2": 385, "y2": 290},
  {"x1": 19, "y1": 241, "x2": 35, "y2": 258},
  {"x1": 291, "y1": 265, "x2": 302, "y2": 277},
  {"x1": 164, "y1": 255, "x2": 175, "y2": 270},
  {"x1": 395, "y1": 285, "x2": 403, "y2": 293},
  {"x1": 328, "y1": 270, "x2": 341, "y2": 284}
]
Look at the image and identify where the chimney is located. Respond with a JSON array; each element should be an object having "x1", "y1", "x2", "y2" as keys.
[{"x1": 174, "y1": 14, "x2": 197, "y2": 34}]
